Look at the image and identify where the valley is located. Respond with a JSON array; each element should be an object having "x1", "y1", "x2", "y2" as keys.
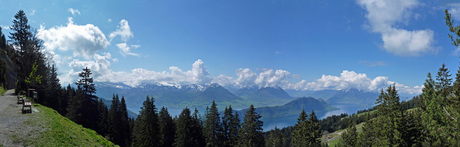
[{"x1": 95, "y1": 82, "x2": 403, "y2": 130}]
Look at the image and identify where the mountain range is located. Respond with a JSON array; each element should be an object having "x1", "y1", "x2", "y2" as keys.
[
  {"x1": 95, "y1": 82, "x2": 407, "y2": 130},
  {"x1": 95, "y1": 82, "x2": 394, "y2": 114}
]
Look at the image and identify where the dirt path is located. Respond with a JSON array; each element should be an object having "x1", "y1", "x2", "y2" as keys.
[{"x1": 0, "y1": 90, "x2": 42, "y2": 146}]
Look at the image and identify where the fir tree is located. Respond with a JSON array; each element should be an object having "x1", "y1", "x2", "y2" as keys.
[
  {"x1": 222, "y1": 105, "x2": 240, "y2": 147},
  {"x1": 308, "y1": 110, "x2": 321, "y2": 146},
  {"x1": 120, "y1": 97, "x2": 131, "y2": 147},
  {"x1": 204, "y1": 101, "x2": 223, "y2": 147},
  {"x1": 159, "y1": 107, "x2": 176, "y2": 147},
  {"x1": 291, "y1": 109, "x2": 308, "y2": 147},
  {"x1": 132, "y1": 96, "x2": 162, "y2": 147},
  {"x1": 338, "y1": 117, "x2": 357, "y2": 147},
  {"x1": 266, "y1": 126, "x2": 283, "y2": 147},
  {"x1": 358, "y1": 111, "x2": 375, "y2": 147},
  {"x1": 97, "y1": 99, "x2": 109, "y2": 137},
  {"x1": 175, "y1": 107, "x2": 205, "y2": 147},
  {"x1": 239, "y1": 105, "x2": 264, "y2": 147}
]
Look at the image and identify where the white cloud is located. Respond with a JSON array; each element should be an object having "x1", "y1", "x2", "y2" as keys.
[
  {"x1": 68, "y1": 8, "x2": 80, "y2": 15},
  {"x1": 449, "y1": 3, "x2": 460, "y2": 20},
  {"x1": 116, "y1": 43, "x2": 140, "y2": 57},
  {"x1": 108, "y1": 19, "x2": 112, "y2": 22},
  {"x1": 357, "y1": 0, "x2": 436, "y2": 56},
  {"x1": 109, "y1": 19, "x2": 133, "y2": 42},
  {"x1": 59, "y1": 57, "x2": 421, "y2": 95},
  {"x1": 36, "y1": 17, "x2": 110, "y2": 59},
  {"x1": 0, "y1": 25, "x2": 10, "y2": 30},
  {"x1": 288, "y1": 70, "x2": 422, "y2": 94},
  {"x1": 30, "y1": 9, "x2": 36, "y2": 16}
]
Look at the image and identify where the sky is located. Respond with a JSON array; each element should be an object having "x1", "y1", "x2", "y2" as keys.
[{"x1": 1, "y1": 0, "x2": 460, "y2": 95}]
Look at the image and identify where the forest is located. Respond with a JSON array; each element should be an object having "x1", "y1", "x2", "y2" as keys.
[{"x1": 1, "y1": 9, "x2": 460, "y2": 147}]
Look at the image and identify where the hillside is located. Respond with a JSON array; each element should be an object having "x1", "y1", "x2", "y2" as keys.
[
  {"x1": 0, "y1": 90, "x2": 115, "y2": 146},
  {"x1": 96, "y1": 82, "x2": 296, "y2": 112},
  {"x1": 238, "y1": 97, "x2": 337, "y2": 130},
  {"x1": 235, "y1": 86, "x2": 293, "y2": 105}
]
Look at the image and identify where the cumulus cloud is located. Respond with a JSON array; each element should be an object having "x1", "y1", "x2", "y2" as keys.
[
  {"x1": 59, "y1": 57, "x2": 421, "y2": 95},
  {"x1": 357, "y1": 0, "x2": 436, "y2": 56},
  {"x1": 287, "y1": 70, "x2": 422, "y2": 94},
  {"x1": 68, "y1": 8, "x2": 80, "y2": 15},
  {"x1": 109, "y1": 19, "x2": 133, "y2": 42},
  {"x1": 449, "y1": 3, "x2": 460, "y2": 20},
  {"x1": 65, "y1": 59, "x2": 212, "y2": 87},
  {"x1": 116, "y1": 43, "x2": 140, "y2": 57},
  {"x1": 36, "y1": 17, "x2": 110, "y2": 59}
]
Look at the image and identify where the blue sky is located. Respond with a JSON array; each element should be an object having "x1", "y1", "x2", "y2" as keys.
[{"x1": 1, "y1": 0, "x2": 460, "y2": 94}]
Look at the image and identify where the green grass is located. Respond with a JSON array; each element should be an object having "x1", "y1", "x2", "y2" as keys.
[
  {"x1": 322, "y1": 122, "x2": 366, "y2": 147},
  {"x1": 23, "y1": 104, "x2": 116, "y2": 146},
  {"x1": 0, "y1": 86, "x2": 6, "y2": 95}
]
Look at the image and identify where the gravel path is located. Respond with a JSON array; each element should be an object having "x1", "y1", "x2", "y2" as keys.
[{"x1": 0, "y1": 90, "x2": 42, "y2": 146}]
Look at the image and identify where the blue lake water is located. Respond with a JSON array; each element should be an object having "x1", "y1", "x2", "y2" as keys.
[{"x1": 320, "y1": 104, "x2": 371, "y2": 119}]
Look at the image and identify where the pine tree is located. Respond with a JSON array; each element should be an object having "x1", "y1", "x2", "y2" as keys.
[
  {"x1": 109, "y1": 94, "x2": 122, "y2": 145},
  {"x1": 308, "y1": 110, "x2": 321, "y2": 146},
  {"x1": 291, "y1": 109, "x2": 308, "y2": 147},
  {"x1": 436, "y1": 63, "x2": 452, "y2": 98},
  {"x1": 120, "y1": 97, "x2": 131, "y2": 147},
  {"x1": 73, "y1": 67, "x2": 98, "y2": 130},
  {"x1": 192, "y1": 108, "x2": 206, "y2": 147},
  {"x1": 159, "y1": 107, "x2": 176, "y2": 147},
  {"x1": 222, "y1": 105, "x2": 240, "y2": 147},
  {"x1": 239, "y1": 105, "x2": 264, "y2": 147},
  {"x1": 97, "y1": 99, "x2": 109, "y2": 137},
  {"x1": 338, "y1": 117, "x2": 357, "y2": 147},
  {"x1": 204, "y1": 101, "x2": 223, "y2": 147},
  {"x1": 358, "y1": 111, "x2": 375, "y2": 147},
  {"x1": 266, "y1": 126, "x2": 283, "y2": 147},
  {"x1": 175, "y1": 107, "x2": 205, "y2": 147},
  {"x1": 174, "y1": 108, "x2": 194, "y2": 147},
  {"x1": 132, "y1": 96, "x2": 162, "y2": 147}
]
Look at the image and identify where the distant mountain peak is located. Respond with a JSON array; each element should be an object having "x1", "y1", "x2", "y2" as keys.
[{"x1": 208, "y1": 83, "x2": 222, "y2": 88}]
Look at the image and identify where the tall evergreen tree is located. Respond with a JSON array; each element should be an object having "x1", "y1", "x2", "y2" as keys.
[
  {"x1": 204, "y1": 101, "x2": 223, "y2": 147},
  {"x1": 338, "y1": 117, "x2": 357, "y2": 147},
  {"x1": 358, "y1": 111, "x2": 376, "y2": 147},
  {"x1": 265, "y1": 126, "x2": 283, "y2": 147},
  {"x1": 307, "y1": 110, "x2": 321, "y2": 146},
  {"x1": 291, "y1": 109, "x2": 308, "y2": 147},
  {"x1": 222, "y1": 105, "x2": 240, "y2": 147},
  {"x1": 238, "y1": 105, "x2": 264, "y2": 147},
  {"x1": 436, "y1": 63, "x2": 452, "y2": 98},
  {"x1": 120, "y1": 97, "x2": 131, "y2": 147},
  {"x1": 108, "y1": 95, "x2": 122, "y2": 145},
  {"x1": 159, "y1": 107, "x2": 176, "y2": 147},
  {"x1": 132, "y1": 96, "x2": 162, "y2": 147},
  {"x1": 97, "y1": 98, "x2": 109, "y2": 137},
  {"x1": 175, "y1": 107, "x2": 205, "y2": 147}
]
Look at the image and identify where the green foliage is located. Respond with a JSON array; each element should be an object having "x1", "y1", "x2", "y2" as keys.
[
  {"x1": 337, "y1": 118, "x2": 357, "y2": 147},
  {"x1": 445, "y1": 9, "x2": 460, "y2": 48},
  {"x1": 291, "y1": 109, "x2": 321, "y2": 147},
  {"x1": 24, "y1": 60, "x2": 42, "y2": 86},
  {"x1": 265, "y1": 126, "x2": 283, "y2": 147},
  {"x1": 239, "y1": 105, "x2": 264, "y2": 147},
  {"x1": 132, "y1": 96, "x2": 162, "y2": 147},
  {"x1": 108, "y1": 95, "x2": 131, "y2": 147},
  {"x1": 204, "y1": 101, "x2": 223, "y2": 147},
  {"x1": 159, "y1": 107, "x2": 176, "y2": 147},
  {"x1": 174, "y1": 107, "x2": 205, "y2": 147},
  {"x1": 222, "y1": 105, "x2": 240, "y2": 147}
]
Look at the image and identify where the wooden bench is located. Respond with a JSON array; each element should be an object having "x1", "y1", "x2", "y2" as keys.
[
  {"x1": 22, "y1": 100, "x2": 32, "y2": 113},
  {"x1": 17, "y1": 95, "x2": 24, "y2": 104}
]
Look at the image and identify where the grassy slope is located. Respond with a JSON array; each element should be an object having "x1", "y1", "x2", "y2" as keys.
[
  {"x1": 324, "y1": 108, "x2": 416, "y2": 146},
  {"x1": 22, "y1": 104, "x2": 116, "y2": 146}
]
